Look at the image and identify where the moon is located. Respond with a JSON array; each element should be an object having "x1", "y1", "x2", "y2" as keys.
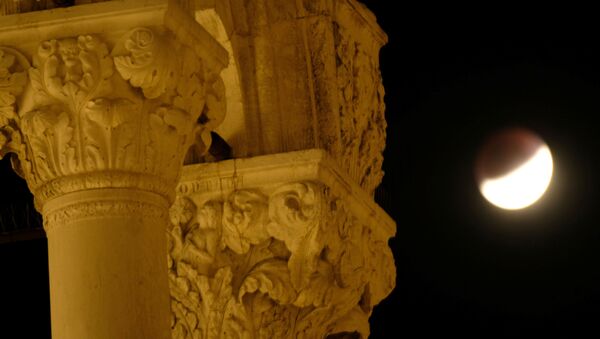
[{"x1": 475, "y1": 128, "x2": 554, "y2": 210}]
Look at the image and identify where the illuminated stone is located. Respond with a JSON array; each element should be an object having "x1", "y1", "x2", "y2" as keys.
[{"x1": 0, "y1": 0, "x2": 395, "y2": 338}]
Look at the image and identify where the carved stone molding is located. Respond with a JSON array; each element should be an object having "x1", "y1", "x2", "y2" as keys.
[
  {"x1": 0, "y1": 22, "x2": 227, "y2": 208},
  {"x1": 42, "y1": 187, "x2": 169, "y2": 233},
  {"x1": 169, "y1": 150, "x2": 396, "y2": 339}
]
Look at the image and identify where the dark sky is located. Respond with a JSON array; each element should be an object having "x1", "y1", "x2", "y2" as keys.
[
  {"x1": 364, "y1": 2, "x2": 600, "y2": 338},
  {"x1": 2, "y1": 3, "x2": 600, "y2": 339}
]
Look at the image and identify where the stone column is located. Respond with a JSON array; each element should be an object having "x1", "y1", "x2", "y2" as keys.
[
  {"x1": 2, "y1": 0, "x2": 395, "y2": 338},
  {"x1": 0, "y1": 1, "x2": 228, "y2": 338},
  {"x1": 43, "y1": 188, "x2": 172, "y2": 338}
]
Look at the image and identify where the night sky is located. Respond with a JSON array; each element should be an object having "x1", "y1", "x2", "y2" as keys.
[
  {"x1": 365, "y1": 3, "x2": 600, "y2": 338},
  {"x1": 2, "y1": 3, "x2": 600, "y2": 338}
]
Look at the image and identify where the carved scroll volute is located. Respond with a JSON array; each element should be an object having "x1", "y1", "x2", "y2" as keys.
[{"x1": 0, "y1": 27, "x2": 227, "y2": 206}]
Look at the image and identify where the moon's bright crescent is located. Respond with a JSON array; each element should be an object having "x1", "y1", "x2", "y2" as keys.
[{"x1": 479, "y1": 145, "x2": 553, "y2": 210}]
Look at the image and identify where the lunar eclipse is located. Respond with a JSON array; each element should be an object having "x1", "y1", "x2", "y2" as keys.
[{"x1": 475, "y1": 128, "x2": 553, "y2": 210}]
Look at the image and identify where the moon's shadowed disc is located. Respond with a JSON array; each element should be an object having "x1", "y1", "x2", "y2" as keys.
[{"x1": 475, "y1": 128, "x2": 545, "y2": 182}]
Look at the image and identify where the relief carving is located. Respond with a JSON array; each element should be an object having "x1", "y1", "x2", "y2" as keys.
[
  {"x1": 44, "y1": 199, "x2": 168, "y2": 232},
  {"x1": 0, "y1": 46, "x2": 34, "y2": 184},
  {"x1": 168, "y1": 182, "x2": 395, "y2": 339},
  {"x1": 0, "y1": 47, "x2": 28, "y2": 125},
  {"x1": 0, "y1": 28, "x2": 226, "y2": 205},
  {"x1": 335, "y1": 23, "x2": 387, "y2": 195}
]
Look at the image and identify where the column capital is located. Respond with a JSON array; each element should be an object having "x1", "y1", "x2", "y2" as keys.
[
  {"x1": 0, "y1": 1, "x2": 228, "y2": 207},
  {"x1": 169, "y1": 150, "x2": 396, "y2": 338}
]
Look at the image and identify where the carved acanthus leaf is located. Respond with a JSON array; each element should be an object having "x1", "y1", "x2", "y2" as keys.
[
  {"x1": 168, "y1": 180, "x2": 393, "y2": 338},
  {"x1": 238, "y1": 258, "x2": 296, "y2": 305},
  {"x1": 0, "y1": 48, "x2": 31, "y2": 172},
  {"x1": 294, "y1": 259, "x2": 337, "y2": 308},
  {"x1": 171, "y1": 264, "x2": 249, "y2": 339},
  {"x1": 200, "y1": 267, "x2": 250, "y2": 339},
  {"x1": 0, "y1": 47, "x2": 28, "y2": 124},
  {"x1": 0, "y1": 28, "x2": 227, "y2": 204},
  {"x1": 18, "y1": 34, "x2": 129, "y2": 182}
]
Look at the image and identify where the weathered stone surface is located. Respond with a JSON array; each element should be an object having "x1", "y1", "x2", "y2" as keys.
[
  {"x1": 0, "y1": 2, "x2": 228, "y2": 207},
  {"x1": 1, "y1": 2, "x2": 229, "y2": 338},
  {"x1": 1, "y1": 1, "x2": 394, "y2": 338},
  {"x1": 191, "y1": 0, "x2": 387, "y2": 194},
  {"x1": 169, "y1": 150, "x2": 395, "y2": 339}
]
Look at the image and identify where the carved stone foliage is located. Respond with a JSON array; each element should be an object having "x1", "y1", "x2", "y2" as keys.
[
  {"x1": 334, "y1": 23, "x2": 386, "y2": 195},
  {"x1": 0, "y1": 28, "x2": 226, "y2": 204},
  {"x1": 0, "y1": 47, "x2": 29, "y2": 158},
  {"x1": 168, "y1": 181, "x2": 395, "y2": 339}
]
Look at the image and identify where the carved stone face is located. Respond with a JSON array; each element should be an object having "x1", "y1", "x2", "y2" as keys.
[{"x1": 56, "y1": 39, "x2": 83, "y2": 82}]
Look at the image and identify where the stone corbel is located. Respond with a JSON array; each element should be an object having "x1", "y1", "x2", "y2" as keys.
[{"x1": 168, "y1": 149, "x2": 396, "y2": 339}]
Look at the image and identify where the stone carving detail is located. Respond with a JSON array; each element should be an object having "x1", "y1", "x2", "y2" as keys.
[
  {"x1": 0, "y1": 47, "x2": 29, "y2": 160},
  {"x1": 335, "y1": 23, "x2": 387, "y2": 195},
  {"x1": 0, "y1": 28, "x2": 226, "y2": 204},
  {"x1": 168, "y1": 182, "x2": 395, "y2": 339},
  {"x1": 44, "y1": 199, "x2": 168, "y2": 232}
]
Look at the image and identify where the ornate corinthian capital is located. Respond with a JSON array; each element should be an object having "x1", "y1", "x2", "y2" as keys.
[
  {"x1": 0, "y1": 20, "x2": 227, "y2": 208},
  {"x1": 168, "y1": 150, "x2": 396, "y2": 339}
]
